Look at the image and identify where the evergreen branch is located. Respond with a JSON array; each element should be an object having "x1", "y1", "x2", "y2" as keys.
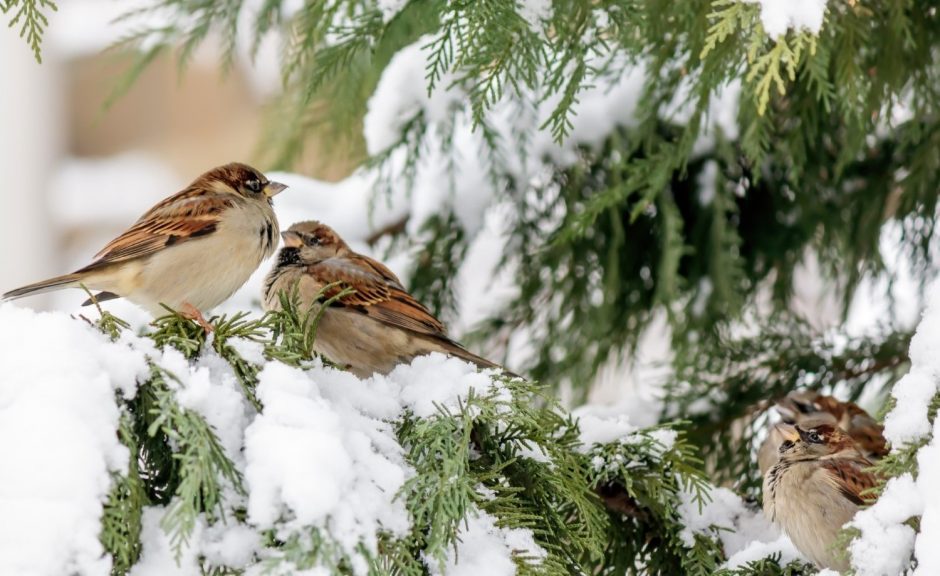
[
  {"x1": 700, "y1": 1, "x2": 751, "y2": 61},
  {"x1": 2, "y1": 0, "x2": 57, "y2": 63},
  {"x1": 866, "y1": 390, "x2": 940, "y2": 496},
  {"x1": 210, "y1": 311, "x2": 268, "y2": 411},
  {"x1": 287, "y1": 8, "x2": 383, "y2": 106},
  {"x1": 407, "y1": 213, "x2": 468, "y2": 320},
  {"x1": 746, "y1": 36, "x2": 797, "y2": 116},
  {"x1": 146, "y1": 363, "x2": 244, "y2": 556},
  {"x1": 150, "y1": 306, "x2": 208, "y2": 359},
  {"x1": 587, "y1": 424, "x2": 724, "y2": 574},
  {"x1": 263, "y1": 281, "x2": 353, "y2": 366},
  {"x1": 100, "y1": 411, "x2": 147, "y2": 574},
  {"x1": 713, "y1": 553, "x2": 814, "y2": 575}
]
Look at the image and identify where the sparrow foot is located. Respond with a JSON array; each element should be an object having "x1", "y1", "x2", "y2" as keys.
[{"x1": 180, "y1": 302, "x2": 214, "y2": 332}]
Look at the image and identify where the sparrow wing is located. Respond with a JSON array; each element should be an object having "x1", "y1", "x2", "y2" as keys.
[
  {"x1": 79, "y1": 189, "x2": 235, "y2": 273},
  {"x1": 821, "y1": 458, "x2": 880, "y2": 506},
  {"x1": 307, "y1": 255, "x2": 448, "y2": 338}
]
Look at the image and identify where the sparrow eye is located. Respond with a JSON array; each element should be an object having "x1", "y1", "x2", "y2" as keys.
[
  {"x1": 808, "y1": 431, "x2": 823, "y2": 443},
  {"x1": 245, "y1": 179, "x2": 263, "y2": 193},
  {"x1": 304, "y1": 234, "x2": 320, "y2": 247}
]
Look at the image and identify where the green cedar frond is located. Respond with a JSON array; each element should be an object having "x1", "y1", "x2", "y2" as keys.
[{"x1": 2, "y1": 0, "x2": 57, "y2": 63}]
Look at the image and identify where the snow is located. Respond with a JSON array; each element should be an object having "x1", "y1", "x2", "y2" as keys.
[
  {"x1": 244, "y1": 362, "x2": 411, "y2": 559},
  {"x1": 725, "y1": 535, "x2": 803, "y2": 569},
  {"x1": 914, "y1": 418, "x2": 940, "y2": 574},
  {"x1": 848, "y1": 474, "x2": 920, "y2": 576},
  {"x1": 377, "y1": 0, "x2": 408, "y2": 22},
  {"x1": 676, "y1": 485, "x2": 787, "y2": 562},
  {"x1": 364, "y1": 39, "x2": 465, "y2": 156},
  {"x1": 390, "y1": 352, "x2": 507, "y2": 417},
  {"x1": 161, "y1": 344, "x2": 255, "y2": 468},
  {"x1": 360, "y1": 38, "x2": 651, "y2": 238},
  {"x1": 883, "y1": 284, "x2": 940, "y2": 446},
  {"x1": 672, "y1": 482, "x2": 807, "y2": 569},
  {"x1": 14, "y1": 4, "x2": 933, "y2": 573},
  {"x1": 572, "y1": 406, "x2": 638, "y2": 449},
  {"x1": 0, "y1": 304, "x2": 147, "y2": 576},
  {"x1": 200, "y1": 521, "x2": 263, "y2": 568},
  {"x1": 696, "y1": 161, "x2": 719, "y2": 206},
  {"x1": 847, "y1": 281, "x2": 940, "y2": 575},
  {"x1": 426, "y1": 508, "x2": 546, "y2": 576},
  {"x1": 517, "y1": 0, "x2": 553, "y2": 29},
  {"x1": 573, "y1": 403, "x2": 678, "y2": 460},
  {"x1": 745, "y1": 0, "x2": 829, "y2": 38},
  {"x1": 0, "y1": 302, "x2": 551, "y2": 575},
  {"x1": 130, "y1": 507, "x2": 203, "y2": 576}
]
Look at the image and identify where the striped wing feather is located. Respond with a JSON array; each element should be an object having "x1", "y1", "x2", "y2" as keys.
[
  {"x1": 308, "y1": 254, "x2": 448, "y2": 338},
  {"x1": 821, "y1": 457, "x2": 879, "y2": 506},
  {"x1": 80, "y1": 190, "x2": 234, "y2": 273}
]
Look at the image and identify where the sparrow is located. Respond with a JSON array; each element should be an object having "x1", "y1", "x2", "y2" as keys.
[
  {"x1": 763, "y1": 423, "x2": 880, "y2": 571},
  {"x1": 757, "y1": 391, "x2": 887, "y2": 476},
  {"x1": 3, "y1": 162, "x2": 286, "y2": 330},
  {"x1": 262, "y1": 220, "x2": 509, "y2": 378}
]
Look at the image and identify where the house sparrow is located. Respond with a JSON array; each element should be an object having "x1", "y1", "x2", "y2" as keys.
[
  {"x1": 3, "y1": 163, "x2": 286, "y2": 330},
  {"x1": 263, "y1": 220, "x2": 510, "y2": 378},
  {"x1": 757, "y1": 391, "x2": 887, "y2": 476},
  {"x1": 763, "y1": 423, "x2": 880, "y2": 571}
]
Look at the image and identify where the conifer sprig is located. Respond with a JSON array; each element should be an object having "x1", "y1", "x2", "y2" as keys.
[{"x1": 1, "y1": 0, "x2": 57, "y2": 62}]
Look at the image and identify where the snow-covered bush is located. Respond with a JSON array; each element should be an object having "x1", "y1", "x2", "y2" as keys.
[{"x1": 1, "y1": 301, "x2": 764, "y2": 576}]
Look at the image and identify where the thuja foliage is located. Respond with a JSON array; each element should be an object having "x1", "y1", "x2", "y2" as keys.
[
  {"x1": 1, "y1": 0, "x2": 57, "y2": 62},
  {"x1": 90, "y1": 305, "x2": 772, "y2": 575}
]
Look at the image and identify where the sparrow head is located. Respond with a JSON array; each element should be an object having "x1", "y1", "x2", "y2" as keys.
[
  {"x1": 774, "y1": 391, "x2": 887, "y2": 458},
  {"x1": 199, "y1": 162, "x2": 287, "y2": 200},
  {"x1": 775, "y1": 390, "x2": 830, "y2": 422},
  {"x1": 279, "y1": 221, "x2": 348, "y2": 262},
  {"x1": 776, "y1": 423, "x2": 858, "y2": 462}
]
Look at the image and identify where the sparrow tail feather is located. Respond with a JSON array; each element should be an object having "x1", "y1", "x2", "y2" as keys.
[
  {"x1": 444, "y1": 342, "x2": 520, "y2": 379},
  {"x1": 2, "y1": 273, "x2": 82, "y2": 301},
  {"x1": 82, "y1": 292, "x2": 122, "y2": 306}
]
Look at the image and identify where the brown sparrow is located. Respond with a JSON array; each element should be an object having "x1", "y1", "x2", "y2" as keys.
[
  {"x1": 763, "y1": 423, "x2": 880, "y2": 571},
  {"x1": 757, "y1": 391, "x2": 888, "y2": 476},
  {"x1": 263, "y1": 220, "x2": 508, "y2": 378},
  {"x1": 3, "y1": 163, "x2": 286, "y2": 330}
]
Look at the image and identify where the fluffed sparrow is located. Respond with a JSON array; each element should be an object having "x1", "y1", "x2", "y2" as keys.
[
  {"x1": 763, "y1": 423, "x2": 880, "y2": 571},
  {"x1": 757, "y1": 391, "x2": 887, "y2": 476},
  {"x1": 3, "y1": 162, "x2": 286, "y2": 330},
  {"x1": 263, "y1": 220, "x2": 510, "y2": 378}
]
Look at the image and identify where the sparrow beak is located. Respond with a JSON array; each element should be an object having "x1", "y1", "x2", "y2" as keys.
[
  {"x1": 774, "y1": 423, "x2": 800, "y2": 443},
  {"x1": 264, "y1": 181, "x2": 288, "y2": 197},
  {"x1": 281, "y1": 230, "x2": 304, "y2": 248}
]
